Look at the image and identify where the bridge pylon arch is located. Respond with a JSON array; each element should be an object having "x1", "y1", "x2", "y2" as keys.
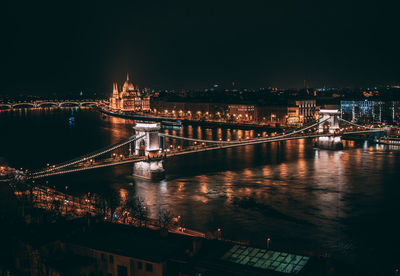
[
  {"x1": 316, "y1": 109, "x2": 343, "y2": 150},
  {"x1": 132, "y1": 123, "x2": 165, "y2": 180},
  {"x1": 318, "y1": 109, "x2": 341, "y2": 134}
]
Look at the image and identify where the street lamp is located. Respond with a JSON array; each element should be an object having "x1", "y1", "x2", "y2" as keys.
[
  {"x1": 217, "y1": 228, "x2": 222, "y2": 240},
  {"x1": 266, "y1": 237, "x2": 271, "y2": 249}
]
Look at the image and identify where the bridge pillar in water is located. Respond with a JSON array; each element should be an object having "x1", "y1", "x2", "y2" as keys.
[
  {"x1": 132, "y1": 123, "x2": 165, "y2": 180},
  {"x1": 316, "y1": 109, "x2": 343, "y2": 150}
]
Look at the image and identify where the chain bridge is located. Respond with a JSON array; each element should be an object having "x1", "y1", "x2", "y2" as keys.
[{"x1": 2, "y1": 109, "x2": 384, "y2": 182}]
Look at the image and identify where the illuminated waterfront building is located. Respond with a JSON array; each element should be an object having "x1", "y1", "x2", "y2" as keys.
[
  {"x1": 150, "y1": 100, "x2": 319, "y2": 126},
  {"x1": 227, "y1": 104, "x2": 257, "y2": 121},
  {"x1": 110, "y1": 73, "x2": 150, "y2": 112},
  {"x1": 287, "y1": 100, "x2": 318, "y2": 126},
  {"x1": 341, "y1": 100, "x2": 400, "y2": 123}
]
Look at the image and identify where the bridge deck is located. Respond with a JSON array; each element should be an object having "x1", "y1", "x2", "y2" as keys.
[{"x1": 29, "y1": 128, "x2": 383, "y2": 179}]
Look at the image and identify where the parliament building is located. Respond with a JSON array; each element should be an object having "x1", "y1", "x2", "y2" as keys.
[{"x1": 109, "y1": 73, "x2": 150, "y2": 112}]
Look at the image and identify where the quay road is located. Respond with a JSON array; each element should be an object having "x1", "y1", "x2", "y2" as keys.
[
  {"x1": 98, "y1": 107, "x2": 284, "y2": 130},
  {"x1": 13, "y1": 185, "x2": 206, "y2": 238}
]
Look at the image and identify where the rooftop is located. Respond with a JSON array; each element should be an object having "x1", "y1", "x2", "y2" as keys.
[
  {"x1": 221, "y1": 244, "x2": 310, "y2": 274},
  {"x1": 65, "y1": 222, "x2": 196, "y2": 263}
]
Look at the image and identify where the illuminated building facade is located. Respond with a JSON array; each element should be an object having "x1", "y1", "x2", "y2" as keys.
[
  {"x1": 151, "y1": 100, "x2": 319, "y2": 126},
  {"x1": 287, "y1": 100, "x2": 318, "y2": 126},
  {"x1": 341, "y1": 100, "x2": 400, "y2": 123},
  {"x1": 227, "y1": 104, "x2": 257, "y2": 121},
  {"x1": 110, "y1": 73, "x2": 150, "y2": 112}
]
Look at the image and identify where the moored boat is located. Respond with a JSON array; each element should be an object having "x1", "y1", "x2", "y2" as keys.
[
  {"x1": 161, "y1": 120, "x2": 182, "y2": 128},
  {"x1": 374, "y1": 136, "x2": 400, "y2": 145}
]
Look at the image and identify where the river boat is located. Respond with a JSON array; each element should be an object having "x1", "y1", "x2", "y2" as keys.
[
  {"x1": 161, "y1": 120, "x2": 182, "y2": 128},
  {"x1": 374, "y1": 136, "x2": 400, "y2": 145}
]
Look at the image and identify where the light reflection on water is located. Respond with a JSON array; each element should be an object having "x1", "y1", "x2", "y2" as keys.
[{"x1": 1, "y1": 108, "x2": 400, "y2": 270}]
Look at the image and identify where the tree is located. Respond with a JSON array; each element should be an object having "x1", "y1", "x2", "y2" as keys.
[
  {"x1": 104, "y1": 189, "x2": 121, "y2": 222},
  {"x1": 51, "y1": 199, "x2": 61, "y2": 217},
  {"x1": 123, "y1": 197, "x2": 149, "y2": 227},
  {"x1": 93, "y1": 195, "x2": 108, "y2": 217},
  {"x1": 157, "y1": 208, "x2": 173, "y2": 230},
  {"x1": 135, "y1": 198, "x2": 149, "y2": 227}
]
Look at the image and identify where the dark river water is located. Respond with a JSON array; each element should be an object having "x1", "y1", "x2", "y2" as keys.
[{"x1": 1, "y1": 108, "x2": 399, "y2": 273}]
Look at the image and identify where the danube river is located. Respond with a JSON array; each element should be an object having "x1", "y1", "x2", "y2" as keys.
[{"x1": 1, "y1": 108, "x2": 399, "y2": 272}]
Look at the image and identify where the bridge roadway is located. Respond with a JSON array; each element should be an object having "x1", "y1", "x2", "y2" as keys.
[
  {"x1": 31, "y1": 155, "x2": 147, "y2": 179},
  {"x1": 30, "y1": 128, "x2": 383, "y2": 179},
  {"x1": 164, "y1": 129, "x2": 383, "y2": 157},
  {"x1": 30, "y1": 121, "x2": 328, "y2": 178},
  {"x1": 31, "y1": 134, "x2": 145, "y2": 177}
]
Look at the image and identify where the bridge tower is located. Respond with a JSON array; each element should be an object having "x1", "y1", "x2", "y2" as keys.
[
  {"x1": 316, "y1": 109, "x2": 343, "y2": 150},
  {"x1": 132, "y1": 123, "x2": 165, "y2": 180}
]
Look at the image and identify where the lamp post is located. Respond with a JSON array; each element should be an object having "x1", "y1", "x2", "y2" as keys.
[
  {"x1": 217, "y1": 228, "x2": 222, "y2": 240},
  {"x1": 64, "y1": 185, "x2": 69, "y2": 215},
  {"x1": 266, "y1": 237, "x2": 271, "y2": 249}
]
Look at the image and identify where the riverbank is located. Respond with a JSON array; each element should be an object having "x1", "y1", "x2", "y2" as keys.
[
  {"x1": 1, "y1": 181, "x2": 340, "y2": 276},
  {"x1": 97, "y1": 107, "x2": 283, "y2": 131},
  {"x1": 11, "y1": 183, "x2": 208, "y2": 239}
]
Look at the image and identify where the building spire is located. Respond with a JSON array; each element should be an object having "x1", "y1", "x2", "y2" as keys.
[
  {"x1": 113, "y1": 82, "x2": 118, "y2": 96},
  {"x1": 126, "y1": 72, "x2": 130, "y2": 81}
]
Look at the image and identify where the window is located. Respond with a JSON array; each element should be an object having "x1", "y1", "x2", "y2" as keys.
[
  {"x1": 145, "y1": 263, "x2": 153, "y2": 272},
  {"x1": 137, "y1": 261, "x2": 142, "y2": 270},
  {"x1": 109, "y1": 255, "x2": 114, "y2": 264},
  {"x1": 130, "y1": 260, "x2": 135, "y2": 276},
  {"x1": 117, "y1": 265, "x2": 128, "y2": 276},
  {"x1": 101, "y1": 253, "x2": 106, "y2": 262}
]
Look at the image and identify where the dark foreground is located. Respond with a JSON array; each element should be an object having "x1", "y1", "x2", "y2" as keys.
[{"x1": 0, "y1": 189, "x2": 350, "y2": 276}]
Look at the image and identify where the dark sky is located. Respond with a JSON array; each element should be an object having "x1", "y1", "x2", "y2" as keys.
[{"x1": 2, "y1": 0, "x2": 400, "y2": 95}]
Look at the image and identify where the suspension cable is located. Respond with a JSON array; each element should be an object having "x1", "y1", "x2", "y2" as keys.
[
  {"x1": 32, "y1": 134, "x2": 145, "y2": 175},
  {"x1": 252, "y1": 117, "x2": 330, "y2": 142},
  {"x1": 338, "y1": 118, "x2": 375, "y2": 130}
]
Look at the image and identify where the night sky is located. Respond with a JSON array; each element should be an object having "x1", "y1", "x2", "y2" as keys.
[{"x1": 2, "y1": 0, "x2": 400, "y2": 95}]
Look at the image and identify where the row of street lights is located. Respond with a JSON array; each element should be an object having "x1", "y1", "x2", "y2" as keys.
[{"x1": 214, "y1": 228, "x2": 271, "y2": 249}]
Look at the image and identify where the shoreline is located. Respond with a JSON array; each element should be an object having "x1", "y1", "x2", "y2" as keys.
[{"x1": 97, "y1": 107, "x2": 284, "y2": 131}]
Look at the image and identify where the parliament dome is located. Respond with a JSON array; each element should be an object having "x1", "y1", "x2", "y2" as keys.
[{"x1": 122, "y1": 73, "x2": 135, "y2": 91}]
